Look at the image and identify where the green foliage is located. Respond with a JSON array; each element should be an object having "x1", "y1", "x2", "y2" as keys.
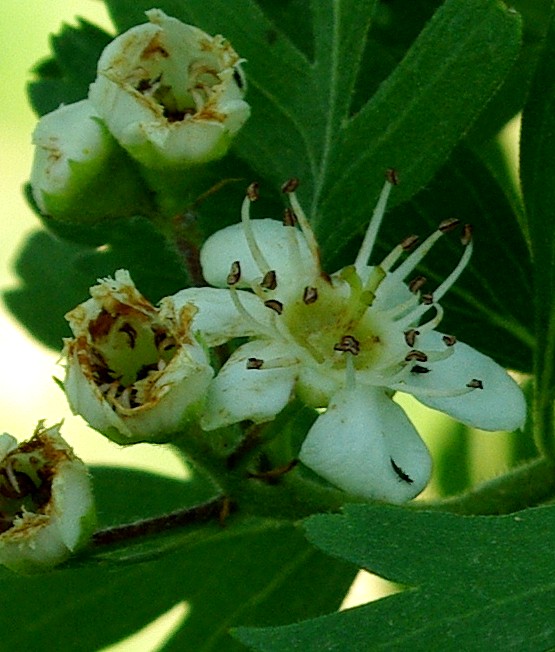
[
  {"x1": 0, "y1": 467, "x2": 355, "y2": 651},
  {"x1": 235, "y1": 503, "x2": 555, "y2": 651},
  {"x1": 7, "y1": 0, "x2": 555, "y2": 648}
]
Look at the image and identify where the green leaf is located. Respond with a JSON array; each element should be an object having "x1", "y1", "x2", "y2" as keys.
[
  {"x1": 234, "y1": 503, "x2": 555, "y2": 651},
  {"x1": 4, "y1": 218, "x2": 188, "y2": 350},
  {"x1": 28, "y1": 19, "x2": 113, "y2": 116},
  {"x1": 520, "y1": 1, "x2": 555, "y2": 457},
  {"x1": 318, "y1": 0, "x2": 522, "y2": 257},
  {"x1": 0, "y1": 467, "x2": 355, "y2": 651}
]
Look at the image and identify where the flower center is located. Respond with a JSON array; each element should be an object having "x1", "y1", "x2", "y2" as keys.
[{"x1": 86, "y1": 308, "x2": 177, "y2": 409}]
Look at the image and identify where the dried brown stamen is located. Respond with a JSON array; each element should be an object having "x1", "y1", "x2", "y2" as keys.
[
  {"x1": 404, "y1": 329, "x2": 420, "y2": 347},
  {"x1": 438, "y1": 218, "x2": 461, "y2": 233},
  {"x1": 442, "y1": 334, "x2": 457, "y2": 346},
  {"x1": 409, "y1": 276, "x2": 427, "y2": 293},
  {"x1": 405, "y1": 350, "x2": 428, "y2": 362},
  {"x1": 246, "y1": 182, "x2": 259, "y2": 201},
  {"x1": 334, "y1": 335, "x2": 361, "y2": 356},
  {"x1": 411, "y1": 364, "x2": 430, "y2": 374},
  {"x1": 303, "y1": 286, "x2": 318, "y2": 305},
  {"x1": 281, "y1": 178, "x2": 299, "y2": 193},
  {"x1": 264, "y1": 299, "x2": 283, "y2": 315},
  {"x1": 246, "y1": 357, "x2": 264, "y2": 370},
  {"x1": 227, "y1": 260, "x2": 241, "y2": 286},
  {"x1": 466, "y1": 378, "x2": 484, "y2": 389},
  {"x1": 261, "y1": 270, "x2": 277, "y2": 290}
]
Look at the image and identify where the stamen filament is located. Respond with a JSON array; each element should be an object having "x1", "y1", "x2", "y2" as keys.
[
  {"x1": 229, "y1": 286, "x2": 272, "y2": 335},
  {"x1": 241, "y1": 194, "x2": 271, "y2": 275},
  {"x1": 390, "y1": 228, "x2": 444, "y2": 281},
  {"x1": 287, "y1": 191, "x2": 321, "y2": 268},
  {"x1": 432, "y1": 240, "x2": 473, "y2": 303},
  {"x1": 354, "y1": 180, "x2": 393, "y2": 274},
  {"x1": 388, "y1": 382, "x2": 478, "y2": 398}
]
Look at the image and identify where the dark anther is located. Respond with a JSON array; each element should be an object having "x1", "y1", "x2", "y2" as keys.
[
  {"x1": 408, "y1": 276, "x2": 427, "y2": 293},
  {"x1": 405, "y1": 350, "x2": 428, "y2": 362},
  {"x1": 401, "y1": 235, "x2": 419, "y2": 251},
  {"x1": 422, "y1": 293, "x2": 434, "y2": 305},
  {"x1": 246, "y1": 182, "x2": 260, "y2": 201},
  {"x1": 442, "y1": 334, "x2": 457, "y2": 346},
  {"x1": 233, "y1": 67, "x2": 244, "y2": 89},
  {"x1": 264, "y1": 299, "x2": 283, "y2": 315},
  {"x1": 461, "y1": 223, "x2": 473, "y2": 246},
  {"x1": 438, "y1": 218, "x2": 461, "y2": 233},
  {"x1": 261, "y1": 270, "x2": 277, "y2": 290},
  {"x1": 404, "y1": 329, "x2": 419, "y2": 347},
  {"x1": 411, "y1": 364, "x2": 430, "y2": 374},
  {"x1": 386, "y1": 168, "x2": 399, "y2": 185},
  {"x1": 246, "y1": 358, "x2": 264, "y2": 370},
  {"x1": 227, "y1": 260, "x2": 242, "y2": 286},
  {"x1": 390, "y1": 457, "x2": 413, "y2": 484},
  {"x1": 333, "y1": 335, "x2": 361, "y2": 356},
  {"x1": 303, "y1": 286, "x2": 318, "y2": 305},
  {"x1": 118, "y1": 322, "x2": 138, "y2": 349},
  {"x1": 281, "y1": 178, "x2": 299, "y2": 193},
  {"x1": 466, "y1": 378, "x2": 484, "y2": 389},
  {"x1": 283, "y1": 207, "x2": 297, "y2": 227}
]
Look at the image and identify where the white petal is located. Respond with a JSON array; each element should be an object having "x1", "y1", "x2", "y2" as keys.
[
  {"x1": 404, "y1": 331, "x2": 527, "y2": 431},
  {"x1": 299, "y1": 386, "x2": 431, "y2": 503},
  {"x1": 201, "y1": 340, "x2": 297, "y2": 430},
  {"x1": 167, "y1": 287, "x2": 272, "y2": 345},
  {"x1": 200, "y1": 219, "x2": 319, "y2": 293}
]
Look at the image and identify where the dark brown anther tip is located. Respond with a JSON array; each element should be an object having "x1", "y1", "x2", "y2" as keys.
[
  {"x1": 246, "y1": 182, "x2": 260, "y2": 201},
  {"x1": 386, "y1": 168, "x2": 399, "y2": 185},
  {"x1": 438, "y1": 218, "x2": 461, "y2": 233},
  {"x1": 281, "y1": 178, "x2": 299, "y2": 193}
]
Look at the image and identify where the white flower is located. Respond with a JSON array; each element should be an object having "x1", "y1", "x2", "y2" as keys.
[
  {"x1": 0, "y1": 423, "x2": 95, "y2": 573},
  {"x1": 30, "y1": 99, "x2": 149, "y2": 223},
  {"x1": 88, "y1": 9, "x2": 250, "y2": 169},
  {"x1": 63, "y1": 270, "x2": 213, "y2": 444},
  {"x1": 171, "y1": 176, "x2": 527, "y2": 502}
]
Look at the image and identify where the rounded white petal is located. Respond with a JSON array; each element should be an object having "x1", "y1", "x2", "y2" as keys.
[
  {"x1": 200, "y1": 219, "x2": 319, "y2": 293},
  {"x1": 404, "y1": 331, "x2": 527, "y2": 431},
  {"x1": 88, "y1": 9, "x2": 249, "y2": 169},
  {"x1": 167, "y1": 286, "x2": 271, "y2": 346},
  {"x1": 201, "y1": 340, "x2": 297, "y2": 430},
  {"x1": 299, "y1": 386, "x2": 431, "y2": 503}
]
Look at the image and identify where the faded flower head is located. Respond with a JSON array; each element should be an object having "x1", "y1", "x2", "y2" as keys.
[
  {"x1": 88, "y1": 9, "x2": 250, "y2": 169},
  {"x1": 0, "y1": 423, "x2": 95, "y2": 573},
  {"x1": 171, "y1": 174, "x2": 527, "y2": 503},
  {"x1": 63, "y1": 270, "x2": 213, "y2": 444}
]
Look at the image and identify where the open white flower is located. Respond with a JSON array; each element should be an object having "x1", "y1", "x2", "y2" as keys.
[
  {"x1": 171, "y1": 176, "x2": 527, "y2": 502},
  {"x1": 0, "y1": 423, "x2": 95, "y2": 573},
  {"x1": 63, "y1": 270, "x2": 213, "y2": 444},
  {"x1": 88, "y1": 9, "x2": 250, "y2": 169}
]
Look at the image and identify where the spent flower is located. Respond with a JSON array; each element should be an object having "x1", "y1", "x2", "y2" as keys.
[
  {"x1": 63, "y1": 270, "x2": 213, "y2": 444},
  {"x1": 88, "y1": 9, "x2": 250, "y2": 169},
  {"x1": 171, "y1": 175, "x2": 527, "y2": 503},
  {"x1": 0, "y1": 423, "x2": 95, "y2": 573}
]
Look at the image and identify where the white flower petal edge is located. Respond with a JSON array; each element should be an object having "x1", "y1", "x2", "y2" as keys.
[
  {"x1": 402, "y1": 331, "x2": 527, "y2": 432},
  {"x1": 0, "y1": 423, "x2": 95, "y2": 574},
  {"x1": 201, "y1": 340, "x2": 296, "y2": 431},
  {"x1": 299, "y1": 386, "x2": 432, "y2": 503},
  {"x1": 63, "y1": 270, "x2": 213, "y2": 444}
]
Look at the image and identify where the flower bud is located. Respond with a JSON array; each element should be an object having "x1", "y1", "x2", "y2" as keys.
[
  {"x1": 88, "y1": 9, "x2": 250, "y2": 169},
  {"x1": 63, "y1": 270, "x2": 214, "y2": 444},
  {"x1": 30, "y1": 99, "x2": 152, "y2": 223},
  {"x1": 0, "y1": 423, "x2": 95, "y2": 574}
]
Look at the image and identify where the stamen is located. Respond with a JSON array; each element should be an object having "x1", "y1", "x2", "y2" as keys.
[
  {"x1": 227, "y1": 260, "x2": 241, "y2": 286},
  {"x1": 411, "y1": 365, "x2": 430, "y2": 374},
  {"x1": 388, "y1": 381, "x2": 479, "y2": 398},
  {"x1": 380, "y1": 236, "x2": 418, "y2": 274},
  {"x1": 408, "y1": 276, "x2": 427, "y2": 293},
  {"x1": 438, "y1": 218, "x2": 461, "y2": 233},
  {"x1": 283, "y1": 181, "x2": 321, "y2": 268},
  {"x1": 421, "y1": 293, "x2": 434, "y2": 305},
  {"x1": 390, "y1": 457, "x2": 413, "y2": 484},
  {"x1": 334, "y1": 335, "x2": 361, "y2": 355},
  {"x1": 466, "y1": 378, "x2": 484, "y2": 389},
  {"x1": 261, "y1": 270, "x2": 277, "y2": 290},
  {"x1": 405, "y1": 350, "x2": 428, "y2": 362},
  {"x1": 432, "y1": 235, "x2": 473, "y2": 303},
  {"x1": 247, "y1": 356, "x2": 299, "y2": 370},
  {"x1": 354, "y1": 179, "x2": 394, "y2": 274},
  {"x1": 229, "y1": 286, "x2": 272, "y2": 334},
  {"x1": 303, "y1": 286, "x2": 318, "y2": 304},
  {"x1": 404, "y1": 329, "x2": 420, "y2": 347},
  {"x1": 442, "y1": 334, "x2": 457, "y2": 346},
  {"x1": 386, "y1": 168, "x2": 400, "y2": 186},
  {"x1": 283, "y1": 207, "x2": 297, "y2": 227},
  {"x1": 241, "y1": 187, "x2": 271, "y2": 276},
  {"x1": 461, "y1": 223, "x2": 473, "y2": 246},
  {"x1": 264, "y1": 299, "x2": 283, "y2": 315},
  {"x1": 390, "y1": 227, "x2": 446, "y2": 282}
]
